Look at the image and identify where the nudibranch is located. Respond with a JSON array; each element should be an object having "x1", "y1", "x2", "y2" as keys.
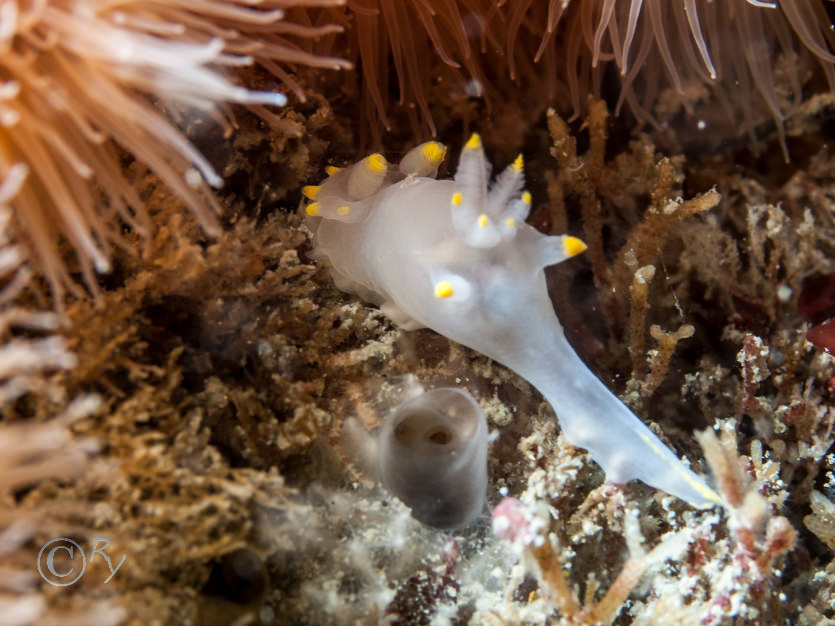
[
  {"x1": 304, "y1": 136, "x2": 721, "y2": 508},
  {"x1": 343, "y1": 379, "x2": 489, "y2": 529}
]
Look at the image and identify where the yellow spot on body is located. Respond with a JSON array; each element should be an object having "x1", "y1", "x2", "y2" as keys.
[
  {"x1": 421, "y1": 141, "x2": 446, "y2": 163},
  {"x1": 326, "y1": 165, "x2": 341, "y2": 176},
  {"x1": 305, "y1": 202, "x2": 321, "y2": 217},
  {"x1": 434, "y1": 281, "x2": 454, "y2": 299},
  {"x1": 452, "y1": 192, "x2": 462, "y2": 206},
  {"x1": 505, "y1": 218, "x2": 515, "y2": 228},
  {"x1": 367, "y1": 153, "x2": 387, "y2": 173},
  {"x1": 302, "y1": 185, "x2": 320, "y2": 200},
  {"x1": 464, "y1": 133, "x2": 481, "y2": 151},
  {"x1": 563, "y1": 236, "x2": 588, "y2": 257},
  {"x1": 478, "y1": 214, "x2": 488, "y2": 228},
  {"x1": 521, "y1": 191, "x2": 532, "y2": 205},
  {"x1": 512, "y1": 154, "x2": 524, "y2": 172},
  {"x1": 336, "y1": 205, "x2": 350, "y2": 216}
]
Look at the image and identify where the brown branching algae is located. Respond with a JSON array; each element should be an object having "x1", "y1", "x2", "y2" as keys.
[{"x1": 2, "y1": 1, "x2": 835, "y2": 625}]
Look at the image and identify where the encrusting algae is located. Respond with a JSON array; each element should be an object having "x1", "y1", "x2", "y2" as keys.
[{"x1": 1, "y1": 2, "x2": 835, "y2": 625}]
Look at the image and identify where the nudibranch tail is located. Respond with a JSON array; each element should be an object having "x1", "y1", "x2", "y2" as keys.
[{"x1": 519, "y1": 327, "x2": 722, "y2": 508}]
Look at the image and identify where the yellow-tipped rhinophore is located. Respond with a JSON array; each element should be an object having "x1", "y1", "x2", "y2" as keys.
[
  {"x1": 302, "y1": 185, "x2": 320, "y2": 200},
  {"x1": 451, "y1": 192, "x2": 463, "y2": 206},
  {"x1": 505, "y1": 218, "x2": 516, "y2": 228},
  {"x1": 326, "y1": 165, "x2": 341, "y2": 176},
  {"x1": 421, "y1": 141, "x2": 447, "y2": 163},
  {"x1": 521, "y1": 191, "x2": 532, "y2": 205},
  {"x1": 348, "y1": 153, "x2": 388, "y2": 199},
  {"x1": 563, "y1": 236, "x2": 587, "y2": 257},
  {"x1": 336, "y1": 205, "x2": 350, "y2": 216},
  {"x1": 399, "y1": 142, "x2": 447, "y2": 177},
  {"x1": 512, "y1": 154, "x2": 524, "y2": 172},
  {"x1": 305, "y1": 202, "x2": 321, "y2": 217},
  {"x1": 367, "y1": 153, "x2": 387, "y2": 173},
  {"x1": 478, "y1": 214, "x2": 488, "y2": 229},
  {"x1": 464, "y1": 133, "x2": 482, "y2": 151},
  {"x1": 434, "y1": 281, "x2": 454, "y2": 299}
]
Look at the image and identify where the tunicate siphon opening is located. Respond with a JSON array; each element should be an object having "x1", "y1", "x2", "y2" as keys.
[{"x1": 378, "y1": 388, "x2": 488, "y2": 529}]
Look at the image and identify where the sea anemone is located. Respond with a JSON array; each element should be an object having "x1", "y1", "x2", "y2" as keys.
[
  {"x1": 543, "y1": 0, "x2": 835, "y2": 154},
  {"x1": 320, "y1": 1, "x2": 835, "y2": 152},
  {"x1": 293, "y1": 0, "x2": 496, "y2": 145},
  {"x1": 526, "y1": 1, "x2": 835, "y2": 144},
  {"x1": 0, "y1": 0, "x2": 347, "y2": 306},
  {"x1": 0, "y1": 165, "x2": 75, "y2": 403}
]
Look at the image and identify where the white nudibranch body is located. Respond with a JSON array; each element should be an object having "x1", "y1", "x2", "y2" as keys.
[{"x1": 306, "y1": 136, "x2": 721, "y2": 508}]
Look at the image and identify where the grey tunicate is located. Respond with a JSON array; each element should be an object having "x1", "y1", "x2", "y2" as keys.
[{"x1": 377, "y1": 388, "x2": 488, "y2": 530}]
